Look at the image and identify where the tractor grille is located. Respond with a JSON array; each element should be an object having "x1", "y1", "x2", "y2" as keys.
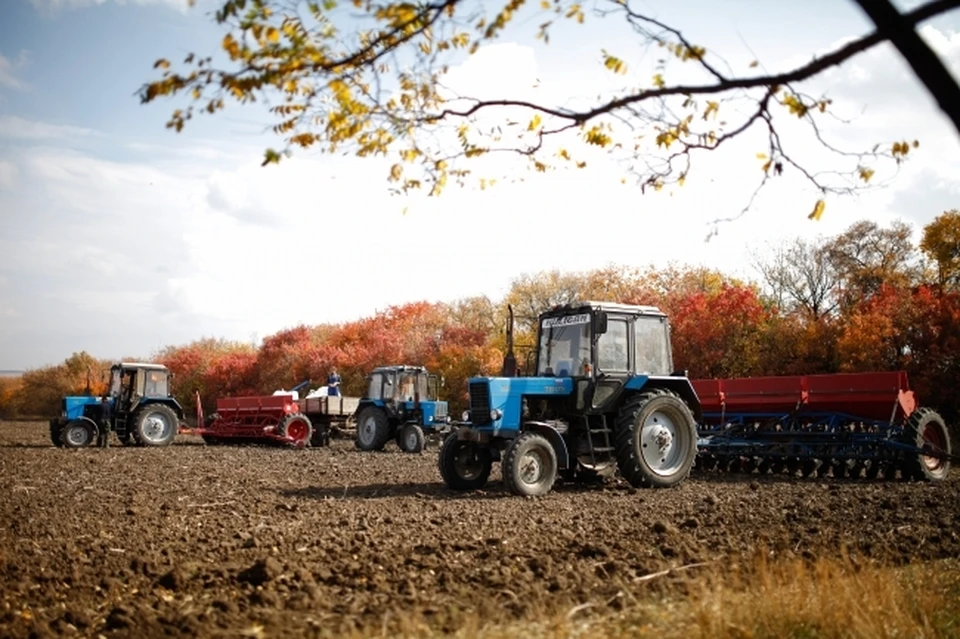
[
  {"x1": 435, "y1": 402, "x2": 447, "y2": 418},
  {"x1": 469, "y1": 381, "x2": 491, "y2": 425}
]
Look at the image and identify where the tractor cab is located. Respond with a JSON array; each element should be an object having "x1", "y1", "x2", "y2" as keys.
[
  {"x1": 109, "y1": 362, "x2": 172, "y2": 415},
  {"x1": 536, "y1": 302, "x2": 675, "y2": 411}
]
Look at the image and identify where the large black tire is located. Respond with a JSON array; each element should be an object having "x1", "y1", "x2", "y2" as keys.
[
  {"x1": 398, "y1": 424, "x2": 426, "y2": 453},
  {"x1": 900, "y1": 407, "x2": 952, "y2": 482},
  {"x1": 131, "y1": 404, "x2": 178, "y2": 447},
  {"x1": 503, "y1": 432, "x2": 558, "y2": 497},
  {"x1": 60, "y1": 420, "x2": 97, "y2": 449},
  {"x1": 438, "y1": 433, "x2": 493, "y2": 491},
  {"x1": 614, "y1": 389, "x2": 698, "y2": 488},
  {"x1": 277, "y1": 414, "x2": 313, "y2": 448},
  {"x1": 310, "y1": 423, "x2": 331, "y2": 447},
  {"x1": 355, "y1": 407, "x2": 390, "y2": 451},
  {"x1": 49, "y1": 420, "x2": 64, "y2": 448}
]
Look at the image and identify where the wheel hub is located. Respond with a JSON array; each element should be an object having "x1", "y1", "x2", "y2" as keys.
[{"x1": 519, "y1": 451, "x2": 543, "y2": 484}]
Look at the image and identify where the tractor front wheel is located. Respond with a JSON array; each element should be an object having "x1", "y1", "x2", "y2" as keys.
[
  {"x1": 355, "y1": 407, "x2": 390, "y2": 451},
  {"x1": 278, "y1": 414, "x2": 313, "y2": 449},
  {"x1": 614, "y1": 389, "x2": 698, "y2": 488},
  {"x1": 131, "y1": 405, "x2": 178, "y2": 447},
  {"x1": 439, "y1": 434, "x2": 492, "y2": 491},
  {"x1": 399, "y1": 424, "x2": 426, "y2": 453},
  {"x1": 503, "y1": 432, "x2": 558, "y2": 497},
  {"x1": 60, "y1": 420, "x2": 97, "y2": 449}
]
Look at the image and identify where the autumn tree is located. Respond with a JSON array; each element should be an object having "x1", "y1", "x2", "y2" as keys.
[
  {"x1": 139, "y1": 0, "x2": 959, "y2": 219},
  {"x1": 920, "y1": 209, "x2": 960, "y2": 290},
  {"x1": 156, "y1": 338, "x2": 259, "y2": 409},
  {"x1": 753, "y1": 237, "x2": 839, "y2": 320},
  {"x1": 825, "y1": 219, "x2": 921, "y2": 307},
  {"x1": 12, "y1": 352, "x2": 113, "y2": 418}
]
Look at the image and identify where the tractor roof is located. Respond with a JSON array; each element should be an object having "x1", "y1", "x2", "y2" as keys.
[
  {"x1": 543, "y1": 301, "x2": 666, "y2": 317},
  {"x1": 370, "y1": 365, "x2": 428, "y2": 374},
  {"x1": 115, "y1": 362, "x2": 170, "y2": 371}
]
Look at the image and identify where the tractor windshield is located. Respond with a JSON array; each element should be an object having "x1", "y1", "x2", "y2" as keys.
[
  {"x1": 537, "y1": 313, "x2": 591, "y2": 377},
  {"x1": 144, "y1": 370, "x2": 169, "y2": 397}
]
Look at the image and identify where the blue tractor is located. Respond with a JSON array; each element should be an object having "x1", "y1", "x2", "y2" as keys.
[
  {"x1": 439, "y1": 302, "x2": 702, "y2": 496},
  {"x1": 354, "y1": 365, "x2": 450, "y2": 453},
  {"x1": 49, "y1": 362, "x2": 184, "y2": 448}
]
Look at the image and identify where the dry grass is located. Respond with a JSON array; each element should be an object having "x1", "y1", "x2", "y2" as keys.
[{"x1": 342, "y1": 556, "x2": 960, "y2": 639}]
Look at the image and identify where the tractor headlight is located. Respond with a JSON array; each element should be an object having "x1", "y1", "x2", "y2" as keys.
[
  {"x1": 490, "y1": 408, "x2": 502, "y2": 421},
  {"x1": 462, "y1": 410, "x2": 470, "y2": 421}
]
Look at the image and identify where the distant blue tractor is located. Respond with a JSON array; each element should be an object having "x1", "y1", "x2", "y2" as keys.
[
  {"x1": 354, "y1": 365, "x2": 450, "y2": 453},
  {"x1": 439, "y1": 302, "x2": 702, "y2": 496},
  {"x1": 49, "y1": 362, "x2": 184, "y2": 448}
]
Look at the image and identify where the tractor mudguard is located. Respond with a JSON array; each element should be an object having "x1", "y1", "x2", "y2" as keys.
[
  {"x1": 522, "y1": 421, "x2": 571, "y2": 469},
  {"x1": 626, "y1": 376, "x2": 702, "y2": 420}
]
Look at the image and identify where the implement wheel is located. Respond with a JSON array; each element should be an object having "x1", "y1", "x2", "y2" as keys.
[
  {"x1": 901, "y1": 408, "x2": 952, "y2": 482},
  {"x1": 438, "y1": 434, "x2": 492, "y2": 491},
  {"x1": 131, "y1": 404, "x2": 178, "y2": 447},
  {"x1": 614, "y1": 389, "x2": 697, "y2": 488},
  {"x1": 355, "y1": 407, "x2": 390, "y2": 451},
  {"x1": 503, "y1": 432, "x2": 558, "y2": 497},
  {"x1": 278, "y1": 414, "x2": 313, "y2": 449}
]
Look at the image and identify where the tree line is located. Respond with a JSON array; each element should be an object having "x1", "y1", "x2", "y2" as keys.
[{"x1": 3, "y1": 210, "x2": 958, "y2": 422}]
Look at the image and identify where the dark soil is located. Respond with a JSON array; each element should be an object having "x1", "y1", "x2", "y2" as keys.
[{"x1": 1, "y1": 420, "x2": 957, "y2": 638}]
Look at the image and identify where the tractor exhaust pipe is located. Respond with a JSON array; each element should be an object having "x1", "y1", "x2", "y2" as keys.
[{"x1": 502, "y1": 304, "x2": 517, "y2": 377}]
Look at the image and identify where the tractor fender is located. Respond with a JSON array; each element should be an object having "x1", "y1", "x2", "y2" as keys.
[
  {"x1": 140, "y1": 398, "x2": 185, "y2": 420},
  {"x1": 521, "y1": 421, "x2": 571, "y2": 469},
  {"x1": 70, "y1": 416, "x2": 101, "y2": 436},
  {"x1": 629, "y1": 376, "x2": 703, "y2": 420}
]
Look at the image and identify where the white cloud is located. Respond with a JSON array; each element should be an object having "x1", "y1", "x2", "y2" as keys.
[
  {"x1": 0, "y1": 50, "x2": 29, "y2": 91},
  {"x1": 29, "y1": 0, "x2": 190, "y2": 12},
  {"x1": 0, "y1": 161, "x2": 18, "y2": 190},
  {"x1": 0, "y1": 115, "x2": 95, "y2": 140}
]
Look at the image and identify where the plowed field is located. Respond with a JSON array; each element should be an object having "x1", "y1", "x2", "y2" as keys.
[{"x1": 1, "y1": 420, "x2": 957, "y2": 638}]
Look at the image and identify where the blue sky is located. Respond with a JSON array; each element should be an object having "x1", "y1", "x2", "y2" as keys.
[{"x1": 0, "y1": 0, "x2": 958, "y2": 370}]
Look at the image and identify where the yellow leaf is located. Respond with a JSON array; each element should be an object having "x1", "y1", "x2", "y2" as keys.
[
  {"x1": 858, "y1": 166, "x2": 875, "y2": 183},
  {"x1": 266, "y1": 27, "x2": 280, "y2": 43},
  {"x1": 652, "y1": 73, "x2": 665, "y2": 88},
  {"x1": 154, "y1": 59, "x2": 170, "y2": 70},
  {"x1": 540, "y1": 0, "x2": 550, "y2": 7},
  {"x1": 808, "y1": 199, "x2": 826, "y2": 221},
  {"x1": 756, "y1": 152, "x2": 767, "y2": 160},
  {"x1": 389, "y1": 163, "x2": 403, "y2": 181},
  {"x1": 527, "y1": 114, "x2": 542, "y2": 131}
]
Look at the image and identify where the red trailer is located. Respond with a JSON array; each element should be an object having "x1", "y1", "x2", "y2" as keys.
[{"x1": 185, "y1": 392, "x2": 313, "y2": 448}]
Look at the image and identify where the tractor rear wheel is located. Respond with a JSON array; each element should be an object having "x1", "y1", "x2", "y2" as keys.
[
  {"x1": 439, "y1": 433, "x2": 492, "y2": 490},
  {"x1": 278, "y1": 414, "x2": 313, "y2": 449},
  {"x1": 131, "y1": 404, "x2": 178, "y2": 447},
  {"x1": 355, "y1": 407, "x2": 390, "y2": 451},
  {"x1": 503, "y1": 432, "x2": 558, "y2": 497},
  {"x1": 614, "y1": 389, "x2": 698, "y2": 488},
  {"x1": 60, "y1": 420, "x2": 97, "y2": 448},
  {"x1": 901, "y1": 407, "x2": 952, "y2": 482},
  {"x1": 399, "y1": 424, "x2": 426, "y2": 453}
]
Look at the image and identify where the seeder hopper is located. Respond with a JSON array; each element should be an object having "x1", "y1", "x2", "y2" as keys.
[
  {"x1": 188, "y1": 391, "x2": 313, "y2": 448},
  {"x1": 693, "y1": 371, "x2": 956, "y2": 481}
]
